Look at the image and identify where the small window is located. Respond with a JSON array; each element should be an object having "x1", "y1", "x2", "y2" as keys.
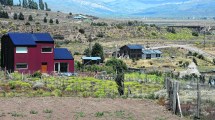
[
  {"x1": 16, "y1": 63, "x2": 28, "y2": 69},
  {"x1": 16, "y1": 47, "x2": 28, "y2": 53},
  {"x1": 42, "y1": 47, "x2": 52, "y2": 53}
]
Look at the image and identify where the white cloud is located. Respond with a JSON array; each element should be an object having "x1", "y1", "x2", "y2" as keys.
[{"x1": 65, "y1": 0, "x2": 114, "y2": 12}]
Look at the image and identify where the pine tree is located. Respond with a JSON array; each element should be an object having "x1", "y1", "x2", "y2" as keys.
[
  {"x1": 28, "y1": 15, "x2": 33, "y2": 21},
  {"x1": 56, "y1": 19, "x2": 59, "y2": 24},
  {"x1": 22, "y1": 0, "x2": 28, "y2": 8},
  {"x1": 8, "y1": 0, "x2": 13, "y2": 6},
  {"x1": 49, "y1": 18, "x2": 53, "y2": 24},
  {"x1": 43, "y1": 17, "x2": 47, "y2": 23},
  {"x1": 13, "y1": 13, "x2": 18, "y2": 20},
  {"x1": 18, "y1": 12, "x2": 24, "y2": 20},
  {"x1": 91, "y1": 43, "x2": 104, "y2": 62},
  {"x1": 39, "y1": 0, "x2": 44, "y2": 10},
  {"x1": 44, "y1": 2, "x2": 51, "y2": 11}
]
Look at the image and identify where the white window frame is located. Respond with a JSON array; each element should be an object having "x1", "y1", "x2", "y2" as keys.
[
  {"x1": 16, "y1": 63, "x2": 28, "y2": 69},
  {"x1": 41, "y1": 47, "x2": 53, "y2": 53},
  {"x1": 16, "y1": 47, "x2": 28, "y2": 53},
  {"x1": 54, "y1": 62, "x2": 69, "y2": 73}
]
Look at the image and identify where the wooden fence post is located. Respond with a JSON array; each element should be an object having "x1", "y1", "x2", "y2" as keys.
[{"x1": 196, "y1": 78, "x2": 201, "y2": 119}]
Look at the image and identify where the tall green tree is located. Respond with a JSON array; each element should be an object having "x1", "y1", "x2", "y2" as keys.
[
  {"x1": 0, "y1": 0, "x2": 13, "y2": 6},
  {"x1": 91, "y1": 43, "x2": 104, "y2": 63},
  {"x1": 28, "y1": 0, "x2": 38, "y2": 9},
  {"x1": 39, "y1": 0, "x2": 44, "y2": 10},
  {"x1": 22, "y1": 0, "x2": 28, "y2": 8},
  {"x1": 44, "y1": 2, "x2": 51, "y2": 11}
]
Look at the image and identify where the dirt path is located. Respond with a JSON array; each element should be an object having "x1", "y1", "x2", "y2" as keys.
[
  {"x1": 152, "y1": 44, "x2": 215, "y2": 59},
  {"x1": 0, "y1": 97, "x2": 183, "y2": 120}
]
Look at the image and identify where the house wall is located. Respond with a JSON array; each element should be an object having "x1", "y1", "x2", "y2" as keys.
[
  {"x1": 142, "y1": 53, "x2": 162, "y2": 59},
  {"x1": 54, "y1": 60, "x2": 74, "y2": 72},
  {"x1": 14, "y1": 43, "x2": 54, "y2": 74},
  {"x1": 1, "y1": 35, "x2": 14, "y2": 72},
  {"x1": 119, "y1": 46, "x2": 142, "y2": 59}
]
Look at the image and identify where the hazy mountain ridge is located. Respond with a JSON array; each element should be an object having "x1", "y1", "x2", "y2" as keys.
[{"x1": 13, "y1": 0, "x2": 215, "y2": 18}]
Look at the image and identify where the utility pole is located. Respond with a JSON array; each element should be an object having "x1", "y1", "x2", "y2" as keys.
[{"x1": 204, "y1": 30, "x2": 206, "y2": 50}]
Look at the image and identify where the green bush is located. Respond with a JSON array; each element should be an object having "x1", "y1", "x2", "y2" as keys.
[
  {"x1": 197, "y1": 54, "x2": 204, "y2": 60},
  {"x1": 31, "y1": 71, "x2": 42, "y2": 78}
]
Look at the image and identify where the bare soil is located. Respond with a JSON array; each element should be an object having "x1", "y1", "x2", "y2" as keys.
[{"x1": 0, "y1": 97, "x2": 183, "y2": 120}]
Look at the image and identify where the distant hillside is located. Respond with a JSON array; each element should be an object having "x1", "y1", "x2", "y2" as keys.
[{"x1": 12, "y1": 0, "x2": 215, "y2": 18}]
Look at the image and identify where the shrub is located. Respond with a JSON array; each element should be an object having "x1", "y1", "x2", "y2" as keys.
[
  {"x1": 25, "y1": 22, "x2": 30, "y2": 25},
  {"x1": 213, "y1": 58, "x2": 215, "y2": 65},
  {"x1": 43, "y1": 17, "x2": 47, "y2": 23},
  {"x1": 30, "y1": 110, "x2": 38, "y2": 114},
  {"x1": 192, "y1": 52, "x2": 198, "y2": 57},
  {"x1": 49, "y1": 19, "x2": 53, "y2": 24},
  {"x1": 193, "y1": 58, "x2": 198, "y2": 66},
  {"x1": 79, "y1": 28, "x2": 85, "y2": 34},
  {"x1": 192, "y1": 31, "x2": 199, "y2": 36},
  {"x1": 51, "y1": 89, "x2": 62, "y2": 97},
  {"x1": 197, "y1": 54, "x2": 204, "y2": 60},
  {"x1": 18, "y1": 12, "x2": 24, "y2": 20},
  {"x1": 31, "y1": 71, "x2": 42, "y2": 78},
  {"x1": 28, "y1": 15, "x2": 33, "y2": 21}
]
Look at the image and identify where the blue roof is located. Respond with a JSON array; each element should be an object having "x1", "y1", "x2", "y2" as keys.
[
  {"x1": 126, "y1": 44, "x2": 144, "y2": 49},
  {"x1": 33, "y1": 33, "x2": 53, "y2": 42},
  {"x1": 82, "y1": 56, "x2": 101, "y2": 60},
  {"x1": 8, "y1": 33, "x2": 54, "y2": 46},
  {"x1": 8, "y1": 33, "x2": 37, "y2": 46},
  {"x1": 54, "y1": 48, "x2": 74, "y2": 60}
]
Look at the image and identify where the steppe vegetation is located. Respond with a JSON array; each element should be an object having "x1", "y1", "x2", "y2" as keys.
[{"x1": 1, "y1": 2, "x2": 215, "y2": 120}]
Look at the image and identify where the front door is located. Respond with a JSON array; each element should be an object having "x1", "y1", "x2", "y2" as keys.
[{"x1": 41, "y1": 62, "x2": 48, "y2": 73}]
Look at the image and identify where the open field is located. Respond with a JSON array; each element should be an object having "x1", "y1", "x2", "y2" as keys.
[{"x1": 0, "y1": 97, "x2": 183, "y2": 120}]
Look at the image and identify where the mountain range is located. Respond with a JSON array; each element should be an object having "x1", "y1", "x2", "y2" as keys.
[{"x1": 14, "y1": 0, "x2": 215, "y2": 18}]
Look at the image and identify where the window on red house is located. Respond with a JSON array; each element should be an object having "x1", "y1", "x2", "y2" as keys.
[
  {"x1": 16, "y1": 47, "x2": 28, "y2": 53},
  {"x1": 16, "y1": 63, "x2": 28, "y2": 69},
  {"x1": 42, "y1": 47, "x2": 52, "y2": 53}
]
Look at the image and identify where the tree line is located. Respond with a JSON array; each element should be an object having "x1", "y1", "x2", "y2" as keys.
[{"x1": 0, "y1": 0, "x2": 51, "y2": 11}]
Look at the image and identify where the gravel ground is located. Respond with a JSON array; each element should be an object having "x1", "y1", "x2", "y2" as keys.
[{"x1": 0, "y1": 97, "x2": 183, "y2": 120}]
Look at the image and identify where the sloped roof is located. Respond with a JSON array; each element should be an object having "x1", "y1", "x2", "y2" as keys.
[
  {"x1": 143, "y1": 50, "x2": 156, "y2": 54},
  {"x1": 7, "y1": 33, "x2": 54, "y2": 46},
  {"x1": 143, "y1": 49, "x2": 162, "y2": 54},
  {"x1": 82, "y1": 56, "x2": 101, "y2": 60},
  {"x1": 54, "y1": 48, "x2": 74, "y2": 60},
  {"x1": 153, "y1": 50, "x2": 162, "y2": 54},
  {"x1": 126, "y1": 44, "x2": 144, "y2": 49},
  {"x1": 33, "y1": 33, "x2": 53, "y2": 42}
]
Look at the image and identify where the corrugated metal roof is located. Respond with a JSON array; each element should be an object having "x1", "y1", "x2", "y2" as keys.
[
  {"x1": 8, "y1": 33, "x2": 54, "y2": 46},
  {"x1": 153, "y1": 50, "x2": 162, "y2": 54},
  {"x1": 126, "y1": 44, "x2": 144, "y2": 49},
  {"x1": 54, "y1": 48, "x2": 74, "y2": 60},
  {"x1": 143, "y1": 50, "x2": 156, "y2": 54},
  {"x1": 143, "y1": 49, "x2": 162, "y2": 54},
  {"x1": 82, "y1": 56, "x2": 101, "y2": 60}
]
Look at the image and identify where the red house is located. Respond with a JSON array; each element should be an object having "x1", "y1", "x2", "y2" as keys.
[{"x1": 1, "y1": 32, "x2": 74, "y2": 74}]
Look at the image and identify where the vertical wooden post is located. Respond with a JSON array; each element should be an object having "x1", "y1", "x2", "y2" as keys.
[{"x1": 196, "y1": 78, "x2": 201, "y2": 119}]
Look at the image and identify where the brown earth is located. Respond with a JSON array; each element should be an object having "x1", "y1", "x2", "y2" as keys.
[{"x1": 0, "y1": 97, "x2": 183, "y2": 120}]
